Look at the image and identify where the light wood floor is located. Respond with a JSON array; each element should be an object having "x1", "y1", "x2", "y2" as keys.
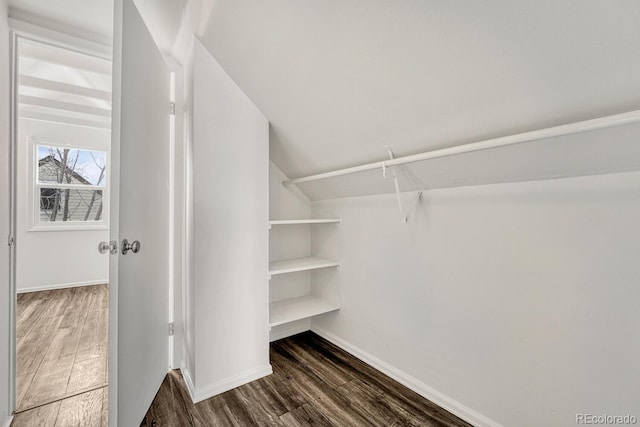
[
  {"x1": 12, "y1": 285, "x2": 108, "y2": 426},
  {"x1": 143, "y1": 332, "x2": 471, "y2": 426}
]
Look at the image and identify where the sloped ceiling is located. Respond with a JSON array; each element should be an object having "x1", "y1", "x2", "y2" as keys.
[{"x1": 198, "y1": 0, "x2": 640, "y2": 191}]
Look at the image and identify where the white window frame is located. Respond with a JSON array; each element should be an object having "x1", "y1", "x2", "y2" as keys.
[{"x1": 29, "y1": 137, "x2": 110, "y2": 231}]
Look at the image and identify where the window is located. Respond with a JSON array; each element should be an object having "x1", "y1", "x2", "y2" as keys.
[{"x1": 34, "y1": 142, "x2": 108, "y2": 228}]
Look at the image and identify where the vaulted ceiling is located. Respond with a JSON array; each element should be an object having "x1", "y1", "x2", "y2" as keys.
[{"x1": 197, "y1": 0, "x2": 640, "y2": 186}]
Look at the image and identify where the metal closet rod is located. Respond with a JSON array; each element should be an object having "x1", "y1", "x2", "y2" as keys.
[{"x1": 283, "y1": 109, "x2": 640, "y2": 186}]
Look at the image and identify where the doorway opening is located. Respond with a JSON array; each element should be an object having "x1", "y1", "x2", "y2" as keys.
[{"x1": 11, "y1": 34, "x2": 111, "y2": 424}]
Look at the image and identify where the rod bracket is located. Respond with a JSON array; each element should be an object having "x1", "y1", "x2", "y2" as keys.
[{"x1": 383, "y1": 146, "x2": 422, "y2": 223}]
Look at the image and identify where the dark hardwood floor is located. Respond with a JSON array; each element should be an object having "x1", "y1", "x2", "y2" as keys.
[
  {"x1": 144, "y1": 332, "x2": 471, "y2": 426},
  {"x1": 12, "y1": 285, "x2": 109, "y2": 426}
]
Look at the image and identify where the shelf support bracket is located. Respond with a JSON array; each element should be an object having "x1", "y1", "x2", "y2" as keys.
[{"x1": 383, "y1": 146, "x2": 422, "y2": 223}]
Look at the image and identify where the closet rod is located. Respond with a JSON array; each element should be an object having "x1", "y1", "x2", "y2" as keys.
[{"x1": 283, "y1": 109, "x2": 640, "y2": 186}]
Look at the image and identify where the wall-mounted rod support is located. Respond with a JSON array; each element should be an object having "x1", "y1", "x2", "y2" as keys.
[
  {"x1": 384, "y1": 147, "x2": 406, "y2": 222},
  {"x1": 383, "y1": 146, "x2": 422, "y2": 223},
  {"x1": 283, "y1": 109, "x2": 640, "y2": 186}
]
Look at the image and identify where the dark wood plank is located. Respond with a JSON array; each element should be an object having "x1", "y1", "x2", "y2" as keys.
[
  {"x1": 15, "y1": 372, "x2": 34, "y2": 409},
  {"x1": 269, "y1": 348, "x2": 375, "y2": 426},
  {"x1": 21, "y1": 354, "x2": 75, "y2": 408},
  {"x1": 101, "y1": 387, "x2": 108, "y2": 426},
  {"x1": 143, "y1": 332, "x2": 471, "y2": 427},
  {"x1": 336, "y1": 379, "x2": 439, "y2": 427},
  {"x1": 16, "y1": 285, "x2": 109, "y2": 413},
  {"x1": 273, "y1": 338, "x2": 354, "y2": 389},
  {"x1": 75, "y1": 308, "x2": 108, "y2": 361},
  {"x1": 142, "y1": 371, "x2": 200, "y2": 427},
  {"x1": 297, "y1": 332, "x2": 468, "y2": 426},
  {"x1": 67, "y1": 355, "x2": 108, "y2": 393},
  {"x1": 234, "y1": 371, "x2": 306, "y2": 418},
  {"x1": 84, "y1": 284, "x2": 109, "y2": 311},
  {"x1": 279, "y1": 403, "x2": 334, "y2": 427},
  {"x1": 11, "y1": 400, "x2": 61, "y2": 427},
  {"x1": 54, "y1": 388, "x2": 104, "y2": 427},
  {"x1": 17, "y1": 315, "x2": 64, "y2": 376},
  {"x1": 12, "y1": 387, "x2": 108, "y2": 427}
]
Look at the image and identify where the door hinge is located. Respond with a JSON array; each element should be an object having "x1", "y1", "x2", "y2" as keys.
[
  {"x1": 8, "y1": 235, "x2": 14, "y2": 246},
  {"x1": 169, "y1": 101, "x2": 176, "y2": 116},
  {"x1": 168, "y1": 321, "x2": 175, "y2": 336}
]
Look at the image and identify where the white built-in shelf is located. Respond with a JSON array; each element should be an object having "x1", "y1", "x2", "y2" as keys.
[
  {"x1": 269, "y1": 219, "x2": 341, "y2": 226},
  {"x1": 269, "y1": 257, "x2": 340, "y2": 276},
  {"x1": 269, "y1": 295, "x2": 340, "y2": 327}
]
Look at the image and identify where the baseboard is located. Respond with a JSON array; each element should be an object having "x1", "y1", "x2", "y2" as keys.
[
  {"x1": 270, "y1": 321, "x2": 310, "y2": 342},
  {"x1": 184, "y1": 364, "x2": 273, "y2": 404},
  {"x1": 311, "y1": 326, "x2": 502, "y2": 427},
  {"x1": 180, "y1": 364, "x2": 197, "y2": 403},
  {"x1": 17, "y1": 279, "x2": 108, "y2": 294},
  {"x1": 2, "y1": 415, "x2": 14, "y2": 427}
]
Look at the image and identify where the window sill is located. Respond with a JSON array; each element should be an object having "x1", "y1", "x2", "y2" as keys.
[{"x1": 28, "y1": 224, "x2": 109, "y2": 232}]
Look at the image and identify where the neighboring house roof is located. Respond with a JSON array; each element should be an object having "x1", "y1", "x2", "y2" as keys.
[{"x1": 38, "y1": 155, "x2": 92, "y2": 185}]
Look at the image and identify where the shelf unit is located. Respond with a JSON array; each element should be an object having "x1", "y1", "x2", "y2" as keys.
[
  {"x1": 269, "y1": 295, "x2": 340, "y2": 328},
  {"x1": 268, "y1": 218, "x2": 340, "y2": 333},
  {"x1": 269, "y1": 256, "x2": 339, "y2": 276},
  {"x1": 269, "y1": 219, "x2": 340, "y2": 226}
]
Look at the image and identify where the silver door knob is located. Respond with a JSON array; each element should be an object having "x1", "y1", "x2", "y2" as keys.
[
  {"x1": 121, "y1": 239, "x2": 141, "y2": 255},
  {"x1": 98, "y1": 241, "x2": 117, "y2": 254}
]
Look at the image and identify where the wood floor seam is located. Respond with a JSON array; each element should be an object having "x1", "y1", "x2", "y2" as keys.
[
  {"x1": 15, "y1": 383, "x2": 109, "y2": 414},
  {"x1": 13, "y1": 384, "x2": 109, "y2": 414}
]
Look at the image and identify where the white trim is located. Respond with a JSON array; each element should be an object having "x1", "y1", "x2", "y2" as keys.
[
  {"x1": 8, "y1": 29, "x2": 19, "y2": 417},
  {"x1": 180, "y1": 364, "x2": 196, "y2": 403},
  {"x1": 17, "y1": 279, "x2": 108, "y2": 294},
  {"x1": 311, "y1": 326, "x2": 502, "y2": 427},
  {"x1": 189, "y1": 365, "x2": 273, "y2": 404},
  {"x1": 27, "y1": 224, "x2": 109, "y2": 232},
  {"x1": 269, "y1": 321, "x2": 310, "y2": 342},
  {"x1": 168, "y1": 71, "x2": 176, "y2": 370},
  {"x1": 2, "y1": 415, "x2": 14, "y2": 427},
  {"x1": 8, "y1": 15, "x2": 112, "y2": 58}
]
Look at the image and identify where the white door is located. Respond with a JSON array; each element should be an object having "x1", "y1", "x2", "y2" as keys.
[{"x1": 109, "y1": 0, "x2": 171, "y2": 424}]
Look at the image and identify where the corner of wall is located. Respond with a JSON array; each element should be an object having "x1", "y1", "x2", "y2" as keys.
[
  {"x1": 190, "y1": 364, "x2": 272, "y2": 404},
  {"x1": 310, "y1": 326, "x2": 502, "y2": 427},
  {"x1": 180, "y1": 363, "x2": 197, "y2": 404}
]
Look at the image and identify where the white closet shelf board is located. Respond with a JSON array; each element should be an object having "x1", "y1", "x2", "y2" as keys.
[
  {"x1": 269, "y1": 219, "x2": 341, "y2": 225},
  {"x1": 269, "y1": 257, "x2": 340, "y2": 276},
  {"x1": 269, "y1": 295, "x2": 340, "y2": 327}
]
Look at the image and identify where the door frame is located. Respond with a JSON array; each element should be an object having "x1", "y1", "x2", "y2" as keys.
[
  {"x1": 7, "y1": 22, "x2": 114, "y2": 416},
  {"x1": 7, "y1": 17, "x2": 185, "y2": 422}
]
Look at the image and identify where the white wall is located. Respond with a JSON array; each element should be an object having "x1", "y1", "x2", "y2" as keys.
[
  {"x1": 16, "y1": 118, "x2": 109, "y2": 292},
  {"x1": 311, "y1": 171, "x2": 640, "y2": 427},
  {"x1": 188, "y1": 39, "x2": 269, "y2": 401},
  {"x1": 0, "y1": 0, "x2": 13, "y2": 423}
]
